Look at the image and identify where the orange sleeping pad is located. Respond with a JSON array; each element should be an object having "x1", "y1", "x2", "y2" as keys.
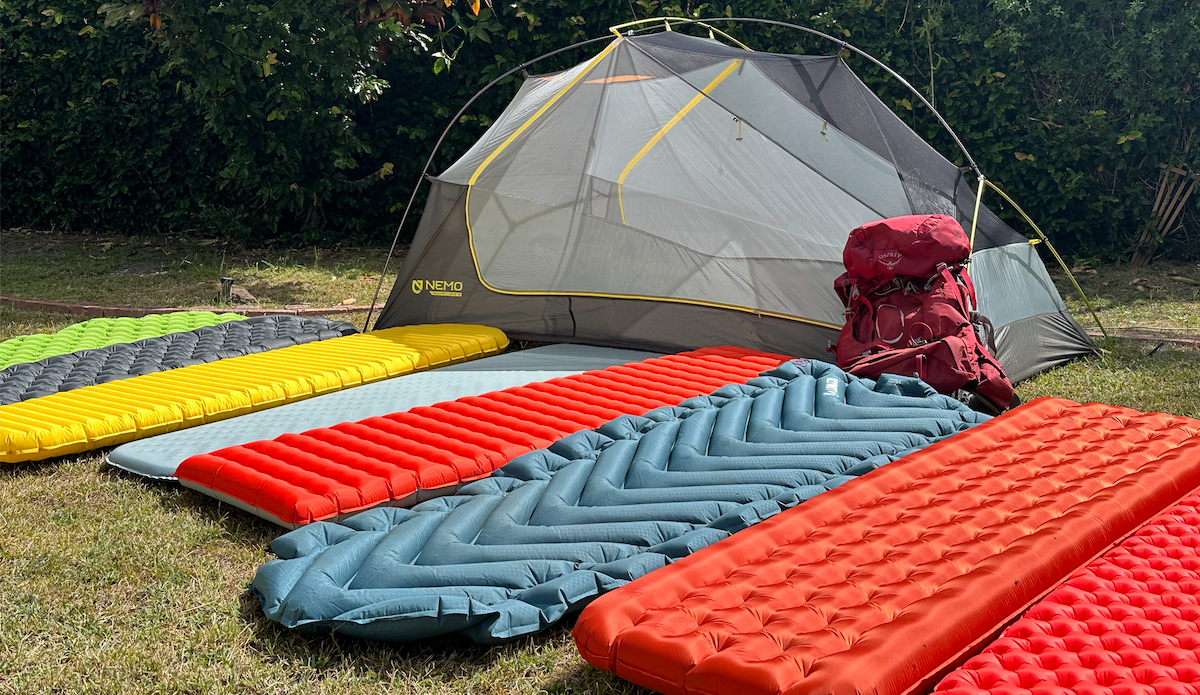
[
  {"x1": 935, "y1": 485, "x2": 1200, "y2": 694},
  {"x1": 573, "y1": 398, "x2": 1200, "y2": 695},
  {"x1": 175, "y1": 347, "x2": 789, "y2": 527}
]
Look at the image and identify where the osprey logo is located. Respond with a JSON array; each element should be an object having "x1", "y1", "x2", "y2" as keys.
[
  {"x1": 412, "y1": 279, "x2": 463, "y2": 297},
  {"x1": 877, "y1": 250, "x2": 903, "y2": 270}
]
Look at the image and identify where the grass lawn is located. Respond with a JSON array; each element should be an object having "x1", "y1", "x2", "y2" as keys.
[
  {"x1": 1, "y1": 231, "x2": 1198, "y2": 694},
  {"x1": 0, "y1": 229, "x2": 402, "y2": 315},
  {"x1": 1053, "y1": 257, "x2": 1200, "y2": 332}
]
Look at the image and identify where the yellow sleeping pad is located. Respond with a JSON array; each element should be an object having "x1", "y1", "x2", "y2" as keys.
[{"x1": 0, "y1": 324, "x2": 508, "y2": 463}]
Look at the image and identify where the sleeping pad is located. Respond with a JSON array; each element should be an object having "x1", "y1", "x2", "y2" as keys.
[
  {"x1": 0, "y1": 324, "x2": 507, "y2": 463},
  {"x1": 107, "y1": 344, "x2": 662, "y2": 480},
  {"x1": 0, "y1": 310, "x2": 245, "y2": 368},
  {"x1": 178, "y1": 346, "x2": 787, "y2": 527},
  {"x1": 0, "y1": 315, "x2": 356, "y2": 404},
  {"x1": 572, "y1": 398, "x2": 1200, "y2": 695},
  {"x1": 936, "y1": 483, "x2": 1200, "y2": 695},
  {"x1": 252, "y1": 358, "x2": 988, "y2": 643}
]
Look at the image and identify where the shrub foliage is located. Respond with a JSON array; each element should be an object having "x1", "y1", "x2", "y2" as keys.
[{"x1": 3, "y1": 0, "x2": 1197, "y2": 259}]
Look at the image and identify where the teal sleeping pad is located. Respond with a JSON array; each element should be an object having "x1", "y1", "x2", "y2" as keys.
[{"x1": 252, "y1": 358, "x2": 990, "y2": 643}]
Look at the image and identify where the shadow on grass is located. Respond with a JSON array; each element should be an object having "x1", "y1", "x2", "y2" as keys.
[
  {"x1": 100, "y1": 463, "x2": 282, "y2": 546},
  {"x1": 243, "y1": 280, "x2": 310, "y2": 306},
  {"x1": 235, "y1": 589, "x2": 650, "y2": 694},
  {"x1": 0, "y1": 455, "x2": 67, "y2": 480}
]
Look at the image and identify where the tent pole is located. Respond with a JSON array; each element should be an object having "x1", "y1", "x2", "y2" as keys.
[
  {"x1": 983, "y1": 180, "x2": 1113, "y2": 351},
  {"x1": 362, "y1": 34, "x2": 615, "y2": 332},
  {"x1": 968, "y1": 174, "x2": 986, "y2": 254}
]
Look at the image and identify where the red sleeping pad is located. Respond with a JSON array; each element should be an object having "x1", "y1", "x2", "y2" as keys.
[
  {"x1": 175, "y1": 347, "x2": 788, "y2": 527},
  {"x1": 936, "y1": 486, "x2": 1200, "y2": 695},
  {"x1": 573, "y1": 398, "x2": 1200, "y2": 695}
]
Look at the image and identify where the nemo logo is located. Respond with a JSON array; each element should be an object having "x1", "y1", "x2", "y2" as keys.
[
  {"x1": 878, "y1": 250, "x2": 902, "y2": 270},
  {"x1": 411, "y1": 279, "x2": 463, "y2": 297}
]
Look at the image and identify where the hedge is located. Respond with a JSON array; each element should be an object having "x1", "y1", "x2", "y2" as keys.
[{"x1": 2, "y1": 0, "x2": 1197, "y2": 260}]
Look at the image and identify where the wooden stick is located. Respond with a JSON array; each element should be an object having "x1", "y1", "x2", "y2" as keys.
[
  {"x1": 1160, "y1": 179, "x2": 1196, "y2": 237},
  {"x1": 1167, "y1": 274, "x2": 1200, "y2": 287},
  {"x1": 1153, "y1": 167, "x2": 1173, "y2": 214},
  {"x1": 1159, "y1": 175, "x2": 1192, "y2": 233}
]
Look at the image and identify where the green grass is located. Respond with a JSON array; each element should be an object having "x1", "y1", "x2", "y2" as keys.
[
  {"x1": 1018, "y1": 342, "x2": 1200, "y2": 419},
  {"x1": 1, "y1": 231, "x2": 1198, "y2": 694},
  {"x1": 0, "y1": 308, "x2": 78, "y2": 341},
  {"x1": 0, "y1": 229, "x2": 401, "y2": 311},
  {"x1": 0, "y1": 455, "x2": 638, "y2": 695},
  {"x1": 1052, "y1": 258, "x2": 1200, "y2": 331}
]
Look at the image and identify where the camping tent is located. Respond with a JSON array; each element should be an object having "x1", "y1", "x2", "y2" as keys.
[{"x1": 375, "y1": 30, "x2": 1095, "y2": 383}]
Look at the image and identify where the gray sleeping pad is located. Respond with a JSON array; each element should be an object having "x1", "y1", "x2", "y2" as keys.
[
  {"x1": 105, "y1": 344, "x2": 661, "y2": 480},
  {"x1": 0, "y1": 315, "x2": 356, "y2": 405}
]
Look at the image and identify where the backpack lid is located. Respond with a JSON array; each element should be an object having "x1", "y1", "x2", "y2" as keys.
[{"x1": 843, "y1": 214, "x2": 971, "y2": 281}]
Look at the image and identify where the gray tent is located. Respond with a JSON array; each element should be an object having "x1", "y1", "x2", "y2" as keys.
[{"x1": 376, "y1": 31, "x2": 1095, "y2": 383}]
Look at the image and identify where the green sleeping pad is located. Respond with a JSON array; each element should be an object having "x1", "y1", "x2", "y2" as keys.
[{"x1": 0, "y1": 311, "x2": 246, "y2": 368}]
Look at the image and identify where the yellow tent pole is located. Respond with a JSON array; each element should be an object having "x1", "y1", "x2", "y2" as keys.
[
  {"x1": 968, "y1": 174, "x2": 985, "y2": 254},
  {"x1": 984, "y1": 180, "x2": 1113, "y2": 351},
  {"x1": 610, "y1": 17, "x2": 752, "y2": 50},
  {"x1": 691, "y1": 21, "x2": 752, "y2": 50},
  {"x1": 612, "y1": 17, "x2": 678, "y2": 33}
]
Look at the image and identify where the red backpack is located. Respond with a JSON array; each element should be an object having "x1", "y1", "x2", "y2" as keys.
[{"x1": 831, "y1": 214, "x2": 1016, "y2": 413}]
